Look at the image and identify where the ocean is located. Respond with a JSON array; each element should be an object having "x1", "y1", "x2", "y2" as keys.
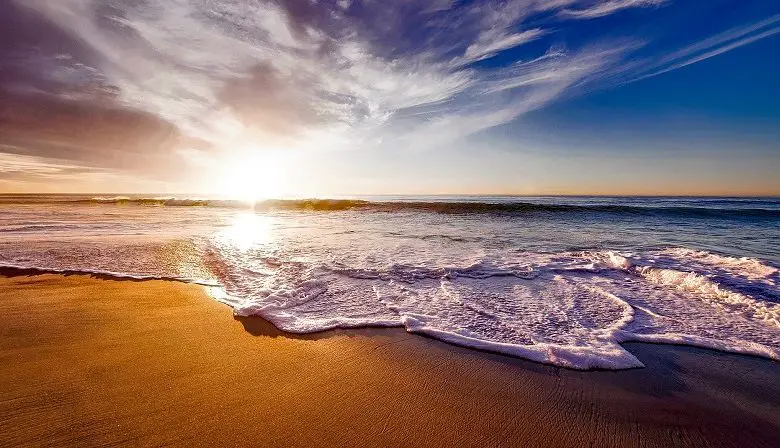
[{"x1": 1, "y1": 194, "x2": 778, "y2": 369}]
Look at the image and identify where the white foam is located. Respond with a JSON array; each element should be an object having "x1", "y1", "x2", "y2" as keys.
[
  {"x1": 658, "y1": 247, "x2": 778, "y2": 280},
  {"x1": 214, "y1": 249, "x2": 779, "y2": 369}
]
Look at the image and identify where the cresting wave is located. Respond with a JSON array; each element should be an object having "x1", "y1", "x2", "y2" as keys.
[
  {"x1": 88, "y1": 196, "x2": 214, "y2": 207},
  {"x1": 1, "y1": 195, "x2": 778, "y2": 217}
]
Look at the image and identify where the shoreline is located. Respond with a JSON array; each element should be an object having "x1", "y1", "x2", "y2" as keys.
[{"x1": 1, "y1": 273, "x2": 779, "y2": 447}]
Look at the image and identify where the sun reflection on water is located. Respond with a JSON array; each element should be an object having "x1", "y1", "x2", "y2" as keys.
[{"x1": 219, "y1": 212, "x2": 276, "y2": 251}]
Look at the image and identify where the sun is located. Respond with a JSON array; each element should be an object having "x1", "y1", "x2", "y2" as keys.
[{"x1": 217, "y1": 145, "x2": 288, "y2": 201}]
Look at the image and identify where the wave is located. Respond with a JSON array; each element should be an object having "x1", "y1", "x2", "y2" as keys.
[
  {"x1": 87, "y1": 196, "x2": 215, "y2": 207},
  {"x1": 259, "y1": 200, "x2": 780, "y2": 218},
  {"x1": 595, "y1": 252, "x2": 780, "y2": 328},
  {"x1": 3, "y1": 196, "x2": 778, "y2": 218}
]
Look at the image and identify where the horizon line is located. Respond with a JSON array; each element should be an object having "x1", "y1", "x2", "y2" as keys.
[{"x1": 1, "y1": 192, "x2": 778, "y2": 199}]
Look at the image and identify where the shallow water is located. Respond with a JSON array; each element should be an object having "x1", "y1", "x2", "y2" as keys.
[{"x1": 1, "y1": 194, "x2": 778, "y2": 369}]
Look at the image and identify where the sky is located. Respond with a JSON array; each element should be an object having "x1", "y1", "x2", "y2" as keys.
[{"x1": 0, "y1": 0, "x2": 778, "y2": 197}]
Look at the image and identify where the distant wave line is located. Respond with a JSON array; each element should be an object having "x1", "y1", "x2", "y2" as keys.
[{"x1": 0, "y1": 196, "x2": 777, "y2": 217}]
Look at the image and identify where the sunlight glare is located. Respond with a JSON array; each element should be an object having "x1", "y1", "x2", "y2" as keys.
[
  {"x1": 220, "y1": 212, "x2": 275, "y2": 252},
  {"x1": 218, "y1": 145, "x2": 288, "y2": 201}
]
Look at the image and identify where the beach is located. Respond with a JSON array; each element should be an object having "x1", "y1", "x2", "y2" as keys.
[
  {"x1": 2, "y1": 0, "x2": 778, "y2": 445},
  {"x1": 1, "y1": 273, "x2": 778, "y2": 448}
]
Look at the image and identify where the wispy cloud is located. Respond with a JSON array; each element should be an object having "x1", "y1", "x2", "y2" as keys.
[
  {"x1": 0, "y1": 150, "x2": 92, "y2": 180},
  {"x1": 1, "y1": 0, "x2": 776, "y2": 188},
  {"x1": 561, "y1": 0, "x2": 669, "y2": 19},
  {"x1": 15, "y1": 0, "x2": 633, "y2": 156},
  {"x1": 462, "y1": 28, "x2": 548, "y2": 64},
  {"x1": 630, "y1": 14, "x2": 780, "y2": 82}
]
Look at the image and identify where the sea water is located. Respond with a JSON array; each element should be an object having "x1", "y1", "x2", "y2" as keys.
[{"x1": 1, "y1": 194, "x2": 777, "y2": 369}]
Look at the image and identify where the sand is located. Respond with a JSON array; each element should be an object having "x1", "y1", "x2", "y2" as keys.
[{"x1": 1, "y1": 273, "x2": 779, "y2": 448}]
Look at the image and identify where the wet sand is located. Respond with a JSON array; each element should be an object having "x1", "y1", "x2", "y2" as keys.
[{"x1": 1, "y1": 273, "x2": 778, "y2": 447}]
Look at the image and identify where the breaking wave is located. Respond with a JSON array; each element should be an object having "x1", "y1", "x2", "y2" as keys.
[{"x1": 88, "y1": 196, "x2": 214, "y2": 207}]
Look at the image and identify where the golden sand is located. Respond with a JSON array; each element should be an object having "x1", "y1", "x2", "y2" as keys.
[{"x1": 1, "y1": 274, "x2": 778, "y2": 447}]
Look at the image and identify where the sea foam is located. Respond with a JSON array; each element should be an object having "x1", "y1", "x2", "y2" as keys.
[{"x1": 219, "y1": 248, "x2": 779, "y2": 370}]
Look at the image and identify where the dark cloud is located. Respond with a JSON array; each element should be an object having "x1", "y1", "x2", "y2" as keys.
[
  {"x1": 0, "y1": 2, "x2": 93, "y2": 93},
  {"x1": 218, "y1": 63, "x2": 320, "y2": 139},
  {"x1": 0, "y1": 90, "x2": 188, "y2": 175},
  {"x1": 0, "y1": 1, "x2": 205, "y2": 179}
]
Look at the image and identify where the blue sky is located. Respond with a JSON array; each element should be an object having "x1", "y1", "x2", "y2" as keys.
[{"x1": 0, "y1": 0, "x2": 778, "y2": 195}]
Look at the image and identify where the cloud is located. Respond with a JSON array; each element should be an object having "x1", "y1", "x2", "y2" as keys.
[
  {"x1": 630, "y1": 14, "x2": 780, "y2": 82},
  {"x1": 0, "y1": 90, "x2": 193, "y2": 177},
  {"x1": 0, "y1": 0, "x2": 775, "y2": 189},
  {"x1": 386, "y1": 43, "x2": 634, "y2": 150},
  {"x1": 0, "y1": 151, "x2": 94, "y2": 181},
  {"x1": 561, "y1": 0, "x2": 669, "y2": 19},
  {"x1": 463, "y1": 28, "x2": 548, "y2": 63},
  {"x1": 15, "y1": 1, "x2": 651, "y2": 142}
]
